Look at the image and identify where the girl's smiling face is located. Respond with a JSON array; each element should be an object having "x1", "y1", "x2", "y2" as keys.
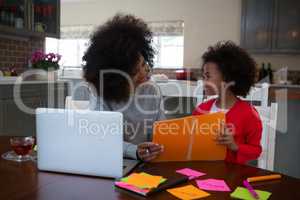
[{"x1": 202, "y1": 62, "x2": 224, "y2": 96}]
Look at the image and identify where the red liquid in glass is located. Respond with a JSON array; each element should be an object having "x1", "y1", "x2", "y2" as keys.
[{"x1": 11, "y1": 144, "x2": 33, "y2": 155}]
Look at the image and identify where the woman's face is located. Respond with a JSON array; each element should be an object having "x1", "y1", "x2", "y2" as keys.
[
  {"x1": 132, "y1": 55, "x2": 150, "y2": 87},
  {"x1": 202, "y1": 62, "x2": 224, "y2": 96}
]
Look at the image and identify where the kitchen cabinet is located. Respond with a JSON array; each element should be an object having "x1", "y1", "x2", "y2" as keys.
[
  {"x1": 241, "y1": 0, "x2": 300, "y2": 54},
  {"x1": 241, "y1": 0, "x2": 273, "y2": 53},
  {"x1": 1, "y1": 97, "x2": 40, "y2": 135},
  {"x1": 272, "y1": 0, "x2": 300, "y2": 53},
  {"x1": 0, "y1": 0, "x2": 28, "y2": 29},
  {"x1": 0, "y1": 81, "x2": 69, "y2": 136},
  {"x1": 0, "y1": 0, "x2": 60, "y2": 38},
  {"x1": 32, "y1": 0, "x2": 60, "y2": 38}
]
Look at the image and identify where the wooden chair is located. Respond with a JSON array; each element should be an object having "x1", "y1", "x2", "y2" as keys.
[
  {"x1": 197, "y1": 82, "x2": 278, "y2": 170},
  {"x1": 255, "y1": 103, "x2": 278, "y2": 170},
  {"x1": 242, "y1": 83, "x2": 278, "y2": 170},
  {"x1": 155, "y1": 80, "x2": 203, "y2": 98},
  {"x1": 65, "y1": 96, "x2": 90, "y2": 110},
  {"x1": 154, "y1": 80, "x2": 203, "y2": 118}
]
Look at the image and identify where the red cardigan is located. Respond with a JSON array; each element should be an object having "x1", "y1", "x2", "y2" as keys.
[{"x1": 192, "y1": 98, "x2": 262, "y2": 164}]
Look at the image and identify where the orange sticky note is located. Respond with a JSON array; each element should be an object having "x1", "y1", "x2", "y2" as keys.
[
  {"x1": 167, "y1": 185, "x2": 210, "y2": 200},
  {"x1": 140, "y1": 172, "x2": 166, "y2": 183},
  {"x1": 152, "y1": 112, "x2": 226, "y2": 162},
  {"x1": 126, "y1": 173, "x2": 164, "y2": 189}
]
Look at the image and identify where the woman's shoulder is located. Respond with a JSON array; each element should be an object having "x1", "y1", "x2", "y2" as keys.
[
  {"x1": 135, "y1": 81, "x2": 161, "y2": 95},
  {"x1": 134, "y1": 81, "x2": 162, "y2": 110}
]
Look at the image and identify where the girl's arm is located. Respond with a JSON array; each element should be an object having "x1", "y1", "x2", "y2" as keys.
[{"x1": 236, "y1": 115, "x2": 263, "y2": 164}]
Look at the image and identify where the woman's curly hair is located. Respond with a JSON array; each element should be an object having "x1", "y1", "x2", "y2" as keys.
[
  {"x1": 202, "y1": 41, "x2": 257, "y2": 97},
  {"x1": 83, "y1": 14, "x2": 154, "y2": 102}
]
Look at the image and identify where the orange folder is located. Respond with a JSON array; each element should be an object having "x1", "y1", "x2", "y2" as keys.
[{"x1": 152, "y1": 112, "x2": 226, "y2": 162}]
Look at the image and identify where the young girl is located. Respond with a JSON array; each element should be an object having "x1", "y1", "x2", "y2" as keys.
[{"x1": 193, "y1": 41, "x2": 262, "y2": 165}]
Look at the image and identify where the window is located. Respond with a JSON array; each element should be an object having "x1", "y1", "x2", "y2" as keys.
[
  {"x1": 45, "y1": 21, "x2": 184, "y2": 69},
  {"x1": 153, "y1": 35, "x2": 184, "y2": 68},
  {"x1": 149, "y1": 20, "x2": 184, "y2": 68},
  {"x1": 45, "y1": 25, "x2": 93, "y2": 68},
  {"x1": 46, "y1": 37, "x2": 89, "y2": 67}
]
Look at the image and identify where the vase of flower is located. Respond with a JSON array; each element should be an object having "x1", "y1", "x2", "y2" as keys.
[{"x1": 27, "y1": 50, "x2": 61, "y2": 81}]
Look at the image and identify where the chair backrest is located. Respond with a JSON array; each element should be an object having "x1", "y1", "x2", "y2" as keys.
[
  {"x1": 196, "y1": 80, "x2": 205, "y2": 105},
  {"x1": 196, "y1": 82, "x2": 276, "y2": 170},
  {"x1": 242, "y1": 83, "x2": 276, "y2": 170},
  {"x1": 256, "y1": 102, "x2": 278, "y2": 171},
  {"x1": 154, "y1": 80, "x2": 203, "y2": 118},
  {"x1": 65, "y1": 96, "x2": 90, "y2": 110},
  {"x1": 243, "y1": 83, "x2": 269, "y2": 108},
  {"x1": 198, "y1": 83, "x2": 269, "y2": 108},
  {"x1": 155, "y1": 80, "x2": 203, "y2": 98}
]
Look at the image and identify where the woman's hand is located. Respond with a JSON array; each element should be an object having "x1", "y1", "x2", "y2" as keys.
[
  {"x1": 137, "y1": 142, "x2": 164, "y2": 162},
  {"x1": 216, "y1": 121, "x2": 238, "y2": 152}
]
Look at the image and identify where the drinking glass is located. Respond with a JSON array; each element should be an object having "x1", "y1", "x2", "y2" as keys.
[{"x1": 1, "y1": 136, "x2": 35, "y2": 162}]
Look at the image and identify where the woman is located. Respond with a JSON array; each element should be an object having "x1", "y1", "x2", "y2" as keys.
[{"x1": 83, "y1": 14, "x2": 164, "y2": 162}]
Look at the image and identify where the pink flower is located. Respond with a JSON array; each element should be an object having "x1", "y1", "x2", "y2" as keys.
[
  {"x1": 30, "y1": 50, "x2": 62, "y2": 68},
  {"x1": 31, "y1": 51, "x2": 61, "y2": 70},
  {"x1": 45, "y1": 53, "x2": 53, "y2": 61},
  {"x1": 31, "y1": 50, "x2": 45, "y2": 64},
  {"x1": 56, "y1": 54, "x2": 62, "y2": 62}
]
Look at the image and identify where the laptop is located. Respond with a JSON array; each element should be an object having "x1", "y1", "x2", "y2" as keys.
[{"x1": 36, "y1": 108, "x2": 140, "y2": 178}]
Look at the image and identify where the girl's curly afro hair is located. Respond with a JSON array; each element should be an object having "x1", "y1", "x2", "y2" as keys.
[{"x1": 202, "y1": 41, "x2": 257, "y2": 97}]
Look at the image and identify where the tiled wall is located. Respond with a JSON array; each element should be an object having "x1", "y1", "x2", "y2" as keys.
[{"x1": 0, "y1": 37, "x2": 44, "y2": 74}]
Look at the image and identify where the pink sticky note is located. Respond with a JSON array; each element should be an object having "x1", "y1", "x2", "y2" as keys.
[
  {"x1": 196, "y1": 179, "x2": 231, "y2": 192},
  {"x1": 176, "y1": 168, "x2": 206, "y2": 180},
  {"x1": 115, "y1": 182, "x2": 149, "y2": 194}
]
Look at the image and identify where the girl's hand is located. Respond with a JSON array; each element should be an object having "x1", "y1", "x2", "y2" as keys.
[
  {"x1": 137, "y1": 142, "x2": 164, "y2": 162},
  {"x1": 216, "y1": 121, "x2": 238, "y2": 152}
]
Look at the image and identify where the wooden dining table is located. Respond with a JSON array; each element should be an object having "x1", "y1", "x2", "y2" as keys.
[{"x1": 0, "y1": 136, "x2": 299, "y2": 200}]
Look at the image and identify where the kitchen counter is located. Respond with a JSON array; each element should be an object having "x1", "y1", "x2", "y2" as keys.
[
  {"x1": 269, "y1": 85, "x2": 300, "y2": 101},
  {"x1": 0, "y1": 78, "x2": 69, "y2": 85},
  {"x1": 269, "y1": 84, "x2": 300, "y2": 89},
  {"x1": 0, "y1": 81, "x2": 70, "y2": 137},
  {"x1": 260, "y1": 84, "x2": 300, "y2": 179}
]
